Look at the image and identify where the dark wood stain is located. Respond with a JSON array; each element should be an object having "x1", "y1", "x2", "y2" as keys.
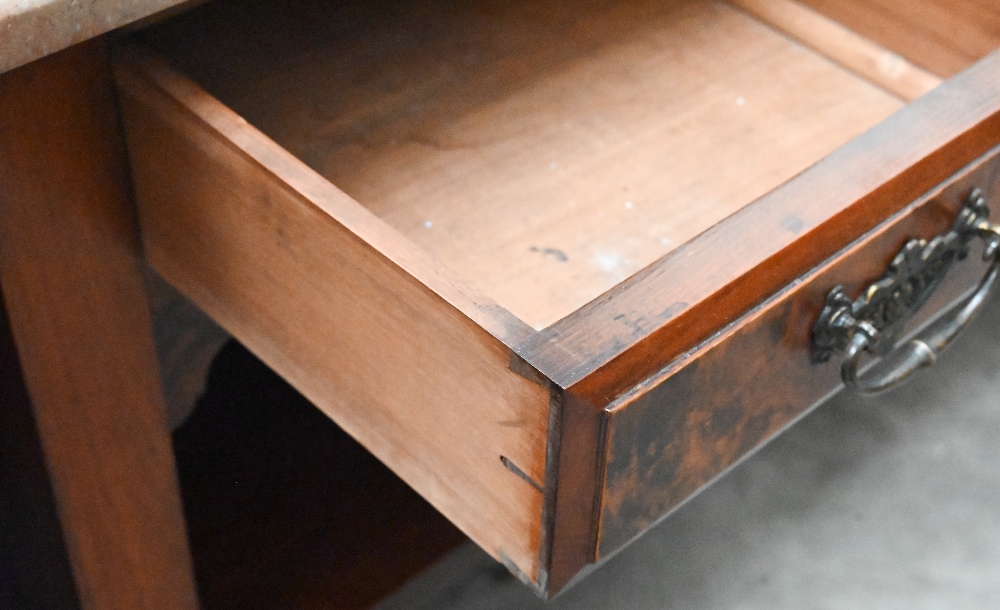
[
  {"x1": 500, "y1": 455, "x2": 545, "y2": 492},
  {"x1": 595, "y1": 148, "x2": 1000, "y2": 558}
]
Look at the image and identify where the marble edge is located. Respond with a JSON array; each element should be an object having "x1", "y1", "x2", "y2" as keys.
[{"x1": 0, "y1": 0, "x2": 192, "y2": 73}]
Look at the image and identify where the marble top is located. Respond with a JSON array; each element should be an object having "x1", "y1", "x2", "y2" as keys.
[{"x1": 1, "y1": 0, "x2": 194, "y2": 73}]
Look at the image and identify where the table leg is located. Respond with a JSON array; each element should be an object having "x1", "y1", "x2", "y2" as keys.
[{"x1": 0, "y1": 40, "x2": 199, "y2": 609}]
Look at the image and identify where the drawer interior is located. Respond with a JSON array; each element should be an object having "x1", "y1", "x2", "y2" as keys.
[
  {"x1": 136, "y1": 0, "x2": 996, "y2": 331},
  {"x1": 123, "y1": 0, "x2": 1000, "y2": 593}
]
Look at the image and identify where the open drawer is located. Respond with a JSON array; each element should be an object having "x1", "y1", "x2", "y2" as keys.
[{"x1": 114, "y1": 0, "x2": 1000, "y2": 596}]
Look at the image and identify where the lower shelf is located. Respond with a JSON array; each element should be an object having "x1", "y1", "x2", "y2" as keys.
[{"x1": 175, "y1": 340, "x2": 469, "y2": 609}]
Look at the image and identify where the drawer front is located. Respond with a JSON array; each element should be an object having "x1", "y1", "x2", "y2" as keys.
[{"x1": 597, "y1": 145, "x2": 1000, "y2": 557}]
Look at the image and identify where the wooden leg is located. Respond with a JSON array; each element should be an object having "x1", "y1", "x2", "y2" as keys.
[{"x1": 0, "y1": 40, "x2": 199, "y2": 609}]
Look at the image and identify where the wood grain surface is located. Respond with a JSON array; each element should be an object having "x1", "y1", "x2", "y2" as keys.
[
  {"x1": 115, "y1": 50, "x2": 553, "y2": 585},
  {"x1": 727, "y1": 0, "x2": 941, "y2": 101},
  {"x1": 138, "y1": 0, "x2": 900, "y2": 329},
  {"x1": 544, "y1": 391, "x2": 606, "y2": 594},
  {"x1": 526, "y1": 48, "x2": 1000, "y2": 402},
  {"x1": 799, "y1": 0, "x2": 1000, "y2": 78},
  {"x1": 0, "y1": 266, "x2": 80, "y2": 610},
  {"x1": 598, "y1": 145, "x2": 1000, "y2": 558},
  {"x1": 112, "y1": 0, "x2": 1000, "y2": 597},
  {"x1": 0, "y1": 40, "x2": 198, "y2": 610}
]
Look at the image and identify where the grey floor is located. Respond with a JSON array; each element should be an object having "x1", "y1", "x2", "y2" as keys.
[{"x1": 377, "y1": 293, "x2": 1000, "y2": 609}]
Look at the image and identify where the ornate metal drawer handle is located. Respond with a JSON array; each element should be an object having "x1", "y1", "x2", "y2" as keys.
[{"x1": 813, "y1": 189, "x2": 1000, "y2": 395}]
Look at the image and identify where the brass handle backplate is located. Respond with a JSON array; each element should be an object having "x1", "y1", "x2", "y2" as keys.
[{"x1": 812, "y1": 189, "x2": 1000, "y2": 395}]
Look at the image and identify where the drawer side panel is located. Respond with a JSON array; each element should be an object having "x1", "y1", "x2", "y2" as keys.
[
  {"x1": 115, "y1": 54, "x2": 552, "y2": 583},
  {"x1": 599, "y1": 146, "x2": 1000, "y2": 557}
]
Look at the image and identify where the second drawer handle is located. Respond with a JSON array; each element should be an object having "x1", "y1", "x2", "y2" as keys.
[{"x1": 812, "y1": 189, "x2": 1000, "y2": 395}]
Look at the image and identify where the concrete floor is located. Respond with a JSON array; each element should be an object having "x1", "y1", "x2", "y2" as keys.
[{"x1": 378, "y1": 292, "x2": 1000, "y2": 609}]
